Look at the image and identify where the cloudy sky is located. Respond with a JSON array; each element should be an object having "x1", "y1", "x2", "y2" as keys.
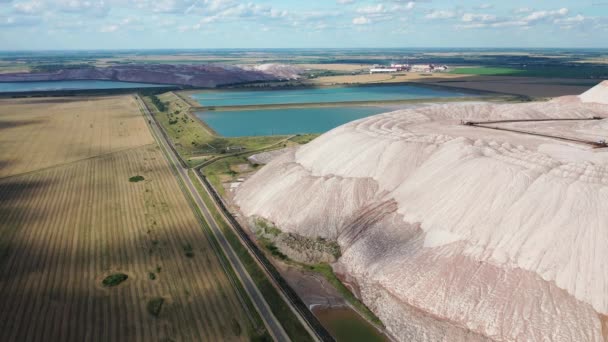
[{"x1": 0, "y1": 0, "x2": 607, "y2": 50}]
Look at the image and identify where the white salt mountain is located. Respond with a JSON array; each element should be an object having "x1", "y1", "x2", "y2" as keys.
[
  {"x1": 580, "y1": 80, "x2": 608, "y2": 105},
  {"x1": 235, "y1": 81, "x2": 608, "y2": 342}
]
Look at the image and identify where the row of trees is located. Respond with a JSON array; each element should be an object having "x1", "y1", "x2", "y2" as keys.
[{"x1": 149, "y1": 95, "x2": 167, "y2": 112}]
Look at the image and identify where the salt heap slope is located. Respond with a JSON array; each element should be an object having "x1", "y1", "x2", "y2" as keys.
[{"x1": 236, "y1": 82, "x2": 608, "y2": 342}]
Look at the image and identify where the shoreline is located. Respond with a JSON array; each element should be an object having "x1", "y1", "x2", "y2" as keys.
[{"x1": 188, "y1": 95, "x2": 515, "y2": 112}]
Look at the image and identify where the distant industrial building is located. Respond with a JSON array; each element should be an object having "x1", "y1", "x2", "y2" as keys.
[
  {"x1": 411, "y1": 64, "x2": 449, "y2": 72},
  {"x1": 390, "y1": 64, "x2": 409, "y2": 70}
]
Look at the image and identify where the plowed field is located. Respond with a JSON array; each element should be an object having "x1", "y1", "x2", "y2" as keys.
[{"x1": 0, "y1": 96, "x2": 251, "y2": 341}]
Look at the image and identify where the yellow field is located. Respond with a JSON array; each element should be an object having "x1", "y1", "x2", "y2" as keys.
[
  {"x1": 0, "y1": 96, "x2": 252, "y2": 341},
  {"x1": 302, "y1": 73, "x2": 596, "y2": 97},
  {"x1": 0, "y1": 97, "x2": 154, "y2": 178}
]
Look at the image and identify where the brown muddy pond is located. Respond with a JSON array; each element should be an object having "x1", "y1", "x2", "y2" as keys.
[{"x1": 314, "y1": 307, "x2": 388, "y2": 342}]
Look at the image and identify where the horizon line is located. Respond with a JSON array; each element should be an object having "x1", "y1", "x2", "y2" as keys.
[{"x1": 1, "y1": 47, "x2": 608, "y2": 53}]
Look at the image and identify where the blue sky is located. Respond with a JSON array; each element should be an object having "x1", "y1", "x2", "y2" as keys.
[{"x1": 0, "y1": 0, "x2": 607, "y2": 50}]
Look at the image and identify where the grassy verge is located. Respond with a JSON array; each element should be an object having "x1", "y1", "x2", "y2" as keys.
[
  {"x1": 199, "y1": 134, "x2": 315, "y2": 196},
  {"x1": 143, "y1": 107, "x2": 272, "y2": 341},
  {"x1": 144, "y1": 92, "x2": 287, "y2": 160},
  {"x1": 202, "y1": 155, "x2": 262, "y2": 196},
  {"x1": 288, "y1": 134, "x2": 320, "y2": 145},
  {"x1": 180, "y1": 172, "x2": 272, "y2": 341},
  {"x1": 199, "y1": 133, "x2": 317, "y2": 196},
  {"x1": 188, "y1": 170, "x2": 314, "y2": 342}
]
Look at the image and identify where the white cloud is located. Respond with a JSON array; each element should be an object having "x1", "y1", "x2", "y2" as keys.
[
  {"x1": 195, "y1": 2, "x2": 290, "y2": 25},
  {"x1": 514, "y1": 7, "x2": 532, "y2": 14},
  {"x1": 458, "y1": 7, "x2": 571, "y2": 29},
  {"x1": 0, "y1": 14, "x2": 39, "y2": 26},
  {"x1": 99, "y1": 24, "x2": 119, "y2": 32},
  {"x1": 356, "y1": 4, "x2": 385, "y2": 14},
  {"x1": 353, "y1": 3, "x2": 411, "y2": 23},
  {"x1": 337, "y1": 0, "x2": 354, "y2": 4},
  {"x1": 352, "y1": 16, "x2": 370, "y2": 25},
  {"x1": 554, "y1": 14, "x2": 588, "y2": 29},
  {"x1": 476, "y1": 4, "x2": 493, "y2": 10},
  {"x1": 555, "y1": 14, "x2": 585, "y2": 24},
  {"x1": 425, "y1": 10, "x2": 456, "y2": 19},
  {"x1": 13, "y1": 1, "x2": 45, "y2": 15},
  {"x1": 524, "y1": 8, "x2": 568, "y2": 23},
  {"x1": 0, "y1": 16, "x2": 18, "y2": 26},
  {"x1": 462, "y1": 13, "x2": 496, "y2": 23},
  {"x1": 57, "y1": 0, "x2": 108, "y2": 14}
]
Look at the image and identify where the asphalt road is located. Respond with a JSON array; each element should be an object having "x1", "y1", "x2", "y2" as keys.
[{"x1": 135, "y1": 95, "x2": 291, "y2": 342}]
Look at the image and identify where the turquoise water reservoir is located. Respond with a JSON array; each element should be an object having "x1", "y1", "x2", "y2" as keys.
[
  {"x1": 191, "y1": 85, "x2": 469, "y2": 107},
  {"x1": 0, "y1": 80, "x2": 170, "y2": 93},
  {"x1": 196, "y1": 106, "x2": 387, "y2": 136}
]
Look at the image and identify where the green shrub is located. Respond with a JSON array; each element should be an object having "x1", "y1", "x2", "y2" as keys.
[
  {"x1": 129, "y1": 175, "x2": 145, "y2": 182},
  {"x1": 231, "y1": 318, "x2": 242, "y2": 336},
  {"x1": 183, "y1": 243, "x2": 194, "y2": 258},
  {"x1": 147, "y1": 297, "x2": 165, "y2": 317},
  {"x1": 150, "y1": 95, "x2": 167, "y2": 112},
  {"x1": 102, "y1": 273, "x2": 128, "y2": 287}
]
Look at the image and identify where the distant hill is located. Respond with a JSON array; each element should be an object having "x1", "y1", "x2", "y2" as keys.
[{"x1": 0, "y1": 64, "x2": 297, "y2": 88}]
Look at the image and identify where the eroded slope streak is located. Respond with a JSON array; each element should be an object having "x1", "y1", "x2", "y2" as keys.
[{"x1": 235, "y1": 86, "x2": 608, "y2": 341}]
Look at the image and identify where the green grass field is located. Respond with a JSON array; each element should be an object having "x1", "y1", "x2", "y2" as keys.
[
  {"x1": 202, "y1": 155, "x2": 259, "y2": 196},
  {"x1": 451, "y1": 67, "x2": 524, "y2": 76},
  {"x1": 289, "y1": 134, "x2": 320, "y2": 145}
]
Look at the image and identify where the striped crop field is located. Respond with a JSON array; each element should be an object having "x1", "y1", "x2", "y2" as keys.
[{"x1": 0, "y1": 96, "x2": 254, "y2": 341}]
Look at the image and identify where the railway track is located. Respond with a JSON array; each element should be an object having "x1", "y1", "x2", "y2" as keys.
[
  {"x1": 193, "y1": 168, "x2": 336, "y2": 342},
  {"x1": 136, "y1": 94, "x2": 335, "y2": 342}
]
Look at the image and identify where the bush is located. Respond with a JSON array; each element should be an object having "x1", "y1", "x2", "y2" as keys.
[
  {"x1": 102, "y1": 273, "x2": 128, "y2": 287},
  {"x1": 147, "y1": 297, "x2": 165, "y2": 317},
  {"x1": 183, "y1": 243, "x2": 194, "y2": 258},
  {"x1": 129, "y1": 175, "x2": 145, "y2": 182},
  {"x1": 231, "y1": 318, "x2": 242, "y2": 336}
]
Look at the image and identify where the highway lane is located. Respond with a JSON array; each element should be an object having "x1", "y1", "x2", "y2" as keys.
[{"x1": 135, "y1": 95, "x2": 292, "y2": 342}]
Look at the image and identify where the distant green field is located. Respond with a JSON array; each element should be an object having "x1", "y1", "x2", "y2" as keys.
[
  {"x1": 451, "y1": 66, "x2": 608, "y2": 79},
  {"x1": 451, "y1": 67, "x2": 524, "y2": 76}
]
